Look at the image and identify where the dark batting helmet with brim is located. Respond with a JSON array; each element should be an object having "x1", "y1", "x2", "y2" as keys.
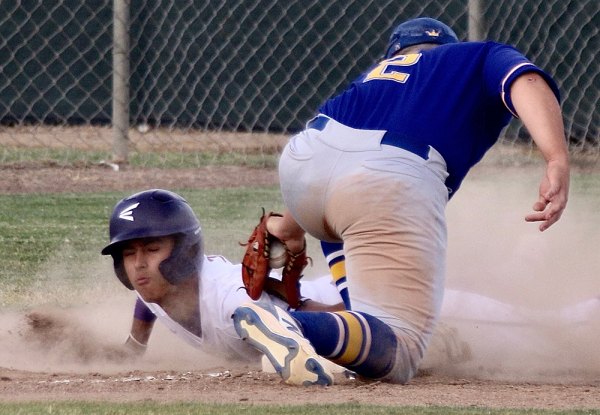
[{"x1": 102, "y1": 189, "x2": 203, "y2": 289}]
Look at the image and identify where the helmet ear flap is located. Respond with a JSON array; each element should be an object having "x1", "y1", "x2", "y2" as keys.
[{"x1": 159, "y1": 234, "x2": 204, "y2": 285}]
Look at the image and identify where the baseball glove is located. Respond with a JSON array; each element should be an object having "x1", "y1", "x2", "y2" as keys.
[{"x1": 241, "y1": 209, "x2": 309, "y2": 308}]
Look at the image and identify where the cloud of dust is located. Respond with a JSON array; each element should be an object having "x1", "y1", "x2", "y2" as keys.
[
  {"x1": 1, "y1": 168, "x2": 596, "y2": 382},
  {"x1": 0, "y1": 255, "x2": 246, "y2": 375},
  {"x1": 428, "y1": 167, "x2": 600, "y2": 382}
]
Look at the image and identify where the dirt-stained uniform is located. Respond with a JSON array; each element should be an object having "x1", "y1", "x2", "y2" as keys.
[{"x1": 273, "y1": 18, "x2": 561, "y2": 383}]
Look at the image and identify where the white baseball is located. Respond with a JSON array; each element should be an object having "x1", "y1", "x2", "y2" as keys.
[{"x1": 269, "y1": 240, "x2": 287, "y2": 269}]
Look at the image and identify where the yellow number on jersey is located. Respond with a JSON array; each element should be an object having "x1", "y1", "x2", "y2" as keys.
[{"x1": 363, "y1": 53, "x2": 422, "y2": 84}]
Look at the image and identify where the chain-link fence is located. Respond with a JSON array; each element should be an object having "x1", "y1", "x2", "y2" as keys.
[{"x1": 1, "y1": 0, "x2": 598, "y2": 167}]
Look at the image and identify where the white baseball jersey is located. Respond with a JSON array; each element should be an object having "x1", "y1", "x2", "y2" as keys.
[{"x1": 140, "y1": 255, "x2": 342, "y2": 361}]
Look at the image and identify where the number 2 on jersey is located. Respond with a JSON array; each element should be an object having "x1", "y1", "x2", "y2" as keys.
[{"x1": 363, "y1": 53, "x2": 422, "y2": 83}]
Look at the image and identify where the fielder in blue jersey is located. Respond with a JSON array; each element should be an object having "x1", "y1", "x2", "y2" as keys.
[{"x1": 232, "y1": 17, "x2": 570, "y2": 385}]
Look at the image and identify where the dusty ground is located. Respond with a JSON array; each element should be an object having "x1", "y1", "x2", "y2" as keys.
[
  {"x1": 0, "y1": 164, "x2": 280, "y2": 194},
  {"x1": 1, "y1": 305, "x2": 599, "y2": 409},
  {"x1": 0, "y1": 144, "x2": 599, "y2": 409},
  {"x1": 1, "y1": 366, "x2": 598, "y2": 409}
]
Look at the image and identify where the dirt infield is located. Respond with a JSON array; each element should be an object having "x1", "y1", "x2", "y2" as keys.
[
  {"x1": 0, "y1": 301, "x2": 598, "y2": 408},
  {"x1": 0, "y1": 164, "x2": 279, "y2": 195},
  {"x1": 1, "y1": 156, "x2": 599, "y2": 409},
  {"x1": 1, "y1": 366, "x2": 598, "y2": 409}
]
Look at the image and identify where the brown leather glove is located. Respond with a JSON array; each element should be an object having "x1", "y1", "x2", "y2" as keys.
[{"x1": 241, "y1": 209, "x2": 308, "y2": 308}]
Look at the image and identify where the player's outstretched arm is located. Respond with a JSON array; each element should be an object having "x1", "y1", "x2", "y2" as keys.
[
  {"x1": 125, "y1": 318, "x2": 155, "y2": 355},
  {"x1": 510, "y1": 71, "x2": 570, "y2": 231},
  {"x1": 124, "y1": 297, "x2": 157, "y2": 355}
]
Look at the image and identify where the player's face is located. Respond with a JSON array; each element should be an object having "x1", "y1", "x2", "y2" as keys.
[{"x1": 122, "y1": 236, "x2": 175, "y2": 303}]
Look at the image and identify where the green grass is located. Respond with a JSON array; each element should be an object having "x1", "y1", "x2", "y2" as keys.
[
  {"x1": 0, "y1": 193, "x2": 108, "y2": 306},
  {"x1": 0, "y1": 147, "x2": 279, "y2": 168},
  {"x1": 0, "y1": 402, "x2": 596, "y2": 415},
  {"x1": 0, "y1": 187, "x2": 284, "y2": 308}
]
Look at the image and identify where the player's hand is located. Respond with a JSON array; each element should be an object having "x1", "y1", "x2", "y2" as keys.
[
  {"x1": 525, "y1": 160, "x2": 569, "y2": 231},
  {"x1": 25, "y1": 310, "x2": 144, "y2": 363}
]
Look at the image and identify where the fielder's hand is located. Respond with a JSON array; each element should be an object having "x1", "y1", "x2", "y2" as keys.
[
  {"x1": 525, "y1": 160, "x2": 569, "y2": 231},
  {"x1": 241, "y1": 209, "x2": 308, "y2": 308}
]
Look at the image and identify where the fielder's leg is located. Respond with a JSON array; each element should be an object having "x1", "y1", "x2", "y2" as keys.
[
  {"x1": 320, "y1": 241, "x2": 352, "y2": 310},
  {"x1": 291, "y1": 310, "x2": 403, "y2": 381}
]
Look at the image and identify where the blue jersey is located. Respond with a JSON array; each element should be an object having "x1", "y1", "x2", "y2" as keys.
[{"x1": 319, "y1": 41, "x2": 560, "y2": 195}]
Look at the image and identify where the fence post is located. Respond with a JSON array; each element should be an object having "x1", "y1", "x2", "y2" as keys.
[
  {"x1": 112, "y1": 0, "x2": 130, "y2": 163},
  {"x1": 468, "y1": 0, "x2": 484, "y2": 41}
]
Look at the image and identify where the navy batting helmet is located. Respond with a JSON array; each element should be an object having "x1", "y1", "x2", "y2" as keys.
[
  {"x1": 384, "y1": 17, "x2": 459, "y2": 59},
  {"x1": 101, "y1": 189, "x2": 203, "y2": 290}
]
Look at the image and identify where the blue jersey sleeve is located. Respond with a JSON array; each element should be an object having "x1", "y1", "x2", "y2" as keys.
[{"x1": 483, "y1": 44, "x2": 561, "y2": 117}]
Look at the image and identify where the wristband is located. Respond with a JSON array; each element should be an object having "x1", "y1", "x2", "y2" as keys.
[
  {"x1": 125, "y1": 333, "x2": 147, "y2": 353},
  {"x1": 134, "y1": 298, "x2": 157, "y2": 322}
]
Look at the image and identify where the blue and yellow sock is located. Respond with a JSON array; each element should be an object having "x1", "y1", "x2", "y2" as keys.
[
  {"x1": 291, "y1": 310, "x2": 397, "y2": 379},
  {"x1": 320, "y1": 241, "x2": 351, "y2": 310}
]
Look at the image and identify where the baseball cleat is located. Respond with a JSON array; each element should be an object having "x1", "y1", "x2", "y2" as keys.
[{"x1": 232, "y1": 302, "x2": 333, "y2": 386}]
